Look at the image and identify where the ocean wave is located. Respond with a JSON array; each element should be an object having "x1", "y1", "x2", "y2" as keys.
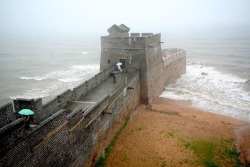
[
  {"x1": 19, "y1": 64, "x2": 99, "y2": 82},
  {"x1": 71, "y1": 64, "x2": 98, "y2": 70},
  {"x1": 186, "y1": 65, "x2": 247, "y2": 83},
  {"x1": 15, "y1": 64, "x2": 100, "y2": 102},
  {"x1": 19, "y1": 76, "x2": 45, "y2": 81},
  {"x1": 58, "y1": 78, "x2": 82, "y2": 83},
  {"x1": 10, "y1": 83, "x2": 60, "y2": 100},
  {"x1": 161, "y1": 64, "x2": 250, "y2": 122},
  {"x1": 161, "y1": 87, "x2": 250, "y2": 111}
]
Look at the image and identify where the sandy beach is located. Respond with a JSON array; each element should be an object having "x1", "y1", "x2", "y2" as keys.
[{"x1": 105, "y1": 97, "x2": 250, "y2": 167}]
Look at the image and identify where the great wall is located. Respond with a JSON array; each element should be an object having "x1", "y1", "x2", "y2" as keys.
[{"x1": 0, "y1": 24, "x2": 186, "y2": 167}]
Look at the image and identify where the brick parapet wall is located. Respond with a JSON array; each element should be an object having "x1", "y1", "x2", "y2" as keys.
[
  {"x1": 0, "y1": 65, "x2": 115, "y2": 128},
  {"x1": 0, "y1": 108, "x2": 67, "y2": 167},
  {"x1": 162, "y1": 49, "x2": 186, "y2": 67},
  {"x1": 0, "y1": 103, "x2": 15, "y2": 128},
  {"x1": 0, "y1": 70, "x2": 140, "y2": 167}
]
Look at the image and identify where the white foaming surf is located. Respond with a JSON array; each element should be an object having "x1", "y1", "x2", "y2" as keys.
[
  {"x1": 14, "y1": 64, "x2": 99, "y2": 100},
  {"x1": 160, "y1": 64, "x2": 250, "y2": 122},
  {"x1": 19, "y1": 64, "x2": 99, "y2": 82}
]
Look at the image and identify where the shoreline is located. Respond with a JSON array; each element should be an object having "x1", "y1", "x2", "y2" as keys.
[
  {"x1": 153, "y1": 97, "x2": 250, "y2": 166},
  {"x1": 106, "y1": 97, "x2": 250, "y2": 166}
]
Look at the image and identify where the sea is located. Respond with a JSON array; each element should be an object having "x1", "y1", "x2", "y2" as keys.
[
  {"x1": 0, "y1": 27, "x2": 250, "y2": 122},
  {"x1": 0, "y1": 36, "x2": 100, "y2": 105},
  {"x1": 161, "y1": 27, "x2": 250, "y2": 122}
]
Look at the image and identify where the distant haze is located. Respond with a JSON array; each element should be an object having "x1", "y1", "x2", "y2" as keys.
[{"x1": 0, "y1": 0, "x2": 250, "y2": 38}]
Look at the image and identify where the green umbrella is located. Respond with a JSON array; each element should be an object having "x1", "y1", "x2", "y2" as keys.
[{"x1": 18, "y1": 109, "x2": 34, "y2": 116}]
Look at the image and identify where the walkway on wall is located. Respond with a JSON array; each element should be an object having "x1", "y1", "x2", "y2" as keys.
[{"x1": 65, "y1": 72, "x2": 128, "y2": 115}]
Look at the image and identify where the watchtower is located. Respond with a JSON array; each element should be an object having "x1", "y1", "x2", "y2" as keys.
[{"x1": 100, "y1": 24, "x2": 163, "y2": 103}]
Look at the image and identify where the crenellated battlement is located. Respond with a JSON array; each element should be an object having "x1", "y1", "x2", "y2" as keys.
[{"x1": 101, "y1": 33, "x2": 160, "y2": 49}]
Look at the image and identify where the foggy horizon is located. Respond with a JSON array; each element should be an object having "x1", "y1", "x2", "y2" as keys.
[{"x1": 1, "y1": 0, "x2": 250, "y2": 38}]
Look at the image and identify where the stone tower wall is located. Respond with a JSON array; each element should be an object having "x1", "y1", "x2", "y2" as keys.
[
  {"x1": 100, "y1": 32, "x2": 186, "y2": 104},
  {"x1": 140, "y1": 34, "x2": 162, "y2": 103},
  {"x1": 100, "y1": 35, "x2": 147, "y2": 71}
]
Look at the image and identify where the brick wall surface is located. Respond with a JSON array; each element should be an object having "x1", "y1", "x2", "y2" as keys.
[
  {"x1": 42, "y1": 97, "x2": 60, "y2": 121},
  {"x1": 0, "y1": 103, "x2": 15, "y2": 128}
]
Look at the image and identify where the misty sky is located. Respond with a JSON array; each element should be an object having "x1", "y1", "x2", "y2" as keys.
[{"x1": 0, "y1": 0, "x2": 250, "y2": 37}]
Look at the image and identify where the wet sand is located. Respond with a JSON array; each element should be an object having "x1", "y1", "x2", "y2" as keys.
[{"x1": 106, "y1": 97, "x2": 250, "y2": 166}]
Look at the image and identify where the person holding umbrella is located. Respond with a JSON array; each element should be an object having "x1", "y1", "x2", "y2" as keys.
[
  {"x1": 116, "y1": 61, "x2": 122, "y2": 73},
  {"x1": 18, "y1": 109, "x2": 34, "y2": 129}
]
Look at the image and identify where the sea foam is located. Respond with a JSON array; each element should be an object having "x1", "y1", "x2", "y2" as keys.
[
  {"x1": 15, "y1": 64, "x2": 99, "y2": 100},
  {"x1": 19, "y1": 64, "x2": 99, "y2": 82},
  {"x1": 160, "y1": 64, "x2": 250, "y2": 122}
]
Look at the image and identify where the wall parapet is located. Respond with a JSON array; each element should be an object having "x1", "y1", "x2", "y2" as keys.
[
  {"x1": 101, "y1": 34, "x2": 160, "y2": 49},
  {"x1": 162, "y1": 48, "x2": 186, "y2": 67},
  {"x1": 0, "y1": 65, "x2": 115, "y2": 129},
  {"x1": 83, "y1": 95, "x2": 110, "y2": 117},
  {"x1": 0, "y1": 118, "x2": 23, "y2": 135},
  {"x1": 0, "y1": 103, "x2": 15, "y2": 128}
]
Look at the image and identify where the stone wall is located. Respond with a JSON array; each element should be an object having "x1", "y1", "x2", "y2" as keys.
[
  {"x1": 147, "y1": 50, "x2": 186, "y2": 103},
  {"x1": 0, "y1": 70, "x2": 140, "y2": 167},
  {"x1": 0, "y1": 103, "x2": 15, "y2": 128},
  {"x1": 84, "y1": 71, "x2": 140, "y2": 166},
  {"x1": 0, "y1": 28, "x2": 186, "y2": 167},
  {"x1": 0, "y1": 109, "x2": 67, "y2": 167},
  {"x1": 140, "y1": 34, "x2": 162, "y2": 103},
  {"x1": 100, "y1": 34, "x2": 148, "y2": 70},
  {"x1": 146, "y1": 48, "x2": 186, "y2": 103}
]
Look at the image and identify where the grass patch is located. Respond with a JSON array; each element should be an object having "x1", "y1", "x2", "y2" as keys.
[
  {"x1": 186, "y1": 138, "x2": 241, "y2": 167},
  {"x1": 191, "y1": 140, "x2": 215, "y2": 162},
  {"x1": 225, "y1": 148, "x2": 240, "y2": 159},
  {"x1": 95, "y1": 118, "x2": 130, "y2": 167}
]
